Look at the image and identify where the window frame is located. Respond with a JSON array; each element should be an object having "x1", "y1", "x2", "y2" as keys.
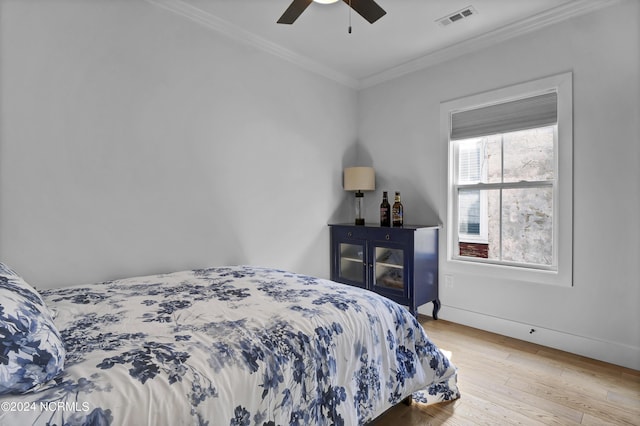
[{"x1": 441, "y1": 73, "x2": 573, "y2": 287}]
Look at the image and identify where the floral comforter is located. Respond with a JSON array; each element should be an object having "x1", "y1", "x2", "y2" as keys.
[{"x1": 0, "y1": 266, "x2": 458, "y2": 425}]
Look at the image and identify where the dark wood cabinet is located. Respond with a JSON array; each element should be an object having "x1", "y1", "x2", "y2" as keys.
[{"x1": 329, "y1": 224, "x2": 440, "y2": 318}]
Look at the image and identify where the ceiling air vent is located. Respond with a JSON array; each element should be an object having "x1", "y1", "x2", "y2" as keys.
[{"x1": 436, "y1": 6, "x2": 477, "y2": 26}]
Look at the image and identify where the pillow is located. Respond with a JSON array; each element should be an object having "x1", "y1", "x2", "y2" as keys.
[{"x1": 0, "y1": 263, "x2": 66, "y2": 395}]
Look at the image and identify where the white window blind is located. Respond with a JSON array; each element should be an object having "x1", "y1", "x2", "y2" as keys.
[
  {"x1": 451, "y1": 92, "x2": 558, "y2": 140},
  {"x1": 458, "y1": 145, "x2": 481, "y2": 183}
]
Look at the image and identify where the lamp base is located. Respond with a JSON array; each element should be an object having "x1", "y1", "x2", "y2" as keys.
[{"x1": 354, "y1": 191, "x2": 365, "y2": 226}]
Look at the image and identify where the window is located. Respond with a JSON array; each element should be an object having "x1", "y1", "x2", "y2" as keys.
[
  {"x1": 457, "y1": 140, "x2": 487, "y2": 245},
  {"x1": 441, "y1": 73, "x2": 573, "y2": 286}
]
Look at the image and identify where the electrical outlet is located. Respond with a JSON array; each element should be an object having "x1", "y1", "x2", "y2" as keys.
[{"x1": 445, "y1": 275, "x2": 454, "y2": 289}]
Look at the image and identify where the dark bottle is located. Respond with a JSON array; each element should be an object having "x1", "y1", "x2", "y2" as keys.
[
  {"x1": 392, "y1": 191, "x2": 403, "y2": 227},
  {"x1": 380, "y1": 191, "x2": 391, "y2": 227}
]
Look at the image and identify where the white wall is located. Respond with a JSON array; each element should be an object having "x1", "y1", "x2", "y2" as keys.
[
  {"x1": 357, "y1": 0, "x2": 639, "y2": 369},
  {"x1": 0, "y1": 0, "x2": 357, "y2": 287}
]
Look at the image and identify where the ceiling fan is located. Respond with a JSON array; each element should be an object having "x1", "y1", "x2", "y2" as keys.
[{"x1": 277, "y1": 0, "x2": 386, "y2": 25}]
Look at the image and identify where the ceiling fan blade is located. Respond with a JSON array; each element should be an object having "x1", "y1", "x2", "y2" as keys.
[
  {"x1": 343, "y1": 0, "x2": 386, "y2": 24},
  {"x1": 277, "y1": 0, "x2": 313, "y2": 24}
]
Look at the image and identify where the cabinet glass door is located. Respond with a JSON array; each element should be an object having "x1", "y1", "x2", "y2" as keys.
[
  {"x1": 339, "y1": 243, "x2": 366, "y2": 286},
  {"x1": 373, "y1": 246, "x2": 405, "y2": 292}
]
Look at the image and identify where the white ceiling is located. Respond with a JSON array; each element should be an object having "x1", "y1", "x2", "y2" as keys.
[{"x1": 148, "y1": 0, "x2": 616, "y2": 88}]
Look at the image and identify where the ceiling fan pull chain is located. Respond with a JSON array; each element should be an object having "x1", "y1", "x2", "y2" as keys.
[{"x1": 348, "y1": 0, "x2": 352, "y2": 33}]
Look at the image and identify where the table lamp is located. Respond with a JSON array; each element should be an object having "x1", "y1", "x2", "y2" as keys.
[{"x1": 343, "y1": 166, "x2": 375, "y2": 225}]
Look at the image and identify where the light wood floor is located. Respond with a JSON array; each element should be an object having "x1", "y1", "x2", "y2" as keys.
[{"x1": 372, "y1": 317, "x2": 640, "y2": 425}]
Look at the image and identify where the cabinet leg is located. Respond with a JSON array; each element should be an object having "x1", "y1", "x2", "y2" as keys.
[
  {"x1": 432, "y1": 299, "x2": 441, "y2": 320},
  {"x1": 410, "y1": 305, "x2": 418, "y2": 318}
]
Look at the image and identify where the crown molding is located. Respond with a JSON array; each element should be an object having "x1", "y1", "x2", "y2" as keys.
[
  {"x1": 146, "y1": 0, "x2": 622, "y2": 91},
  {"x1": 359, "y1": 0, "x2": 623, "y2": 89},
  {"x1": 145, "y1": 0, "x2": 360, "y2": 89}
]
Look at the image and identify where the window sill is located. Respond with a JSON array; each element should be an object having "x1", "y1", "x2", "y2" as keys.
[{"x1": 444, "y1": 257, "x2": 572, "y2": 287}]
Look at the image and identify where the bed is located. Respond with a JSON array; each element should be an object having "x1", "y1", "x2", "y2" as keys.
[{"x1": 0, "y1": 263, "x2": 458, "y2": 425}]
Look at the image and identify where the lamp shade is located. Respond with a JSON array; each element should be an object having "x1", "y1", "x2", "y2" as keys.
[{"x1": 344, "y1": 167, "x2": 375, "y2": 191}]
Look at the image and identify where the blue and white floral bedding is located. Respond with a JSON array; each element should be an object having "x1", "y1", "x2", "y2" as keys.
[{"x1": 0, "y1": 265, "x2": 458, "y2": 425}]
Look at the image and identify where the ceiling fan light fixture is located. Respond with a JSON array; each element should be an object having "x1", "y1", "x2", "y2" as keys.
[{"x1": 313, "y1": 0, "x2": 340, "y2": 3}]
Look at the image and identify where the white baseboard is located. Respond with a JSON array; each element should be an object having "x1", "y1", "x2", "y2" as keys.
[{"x1": 419, "y1": 304, "x2": 640, "y2": 371}]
